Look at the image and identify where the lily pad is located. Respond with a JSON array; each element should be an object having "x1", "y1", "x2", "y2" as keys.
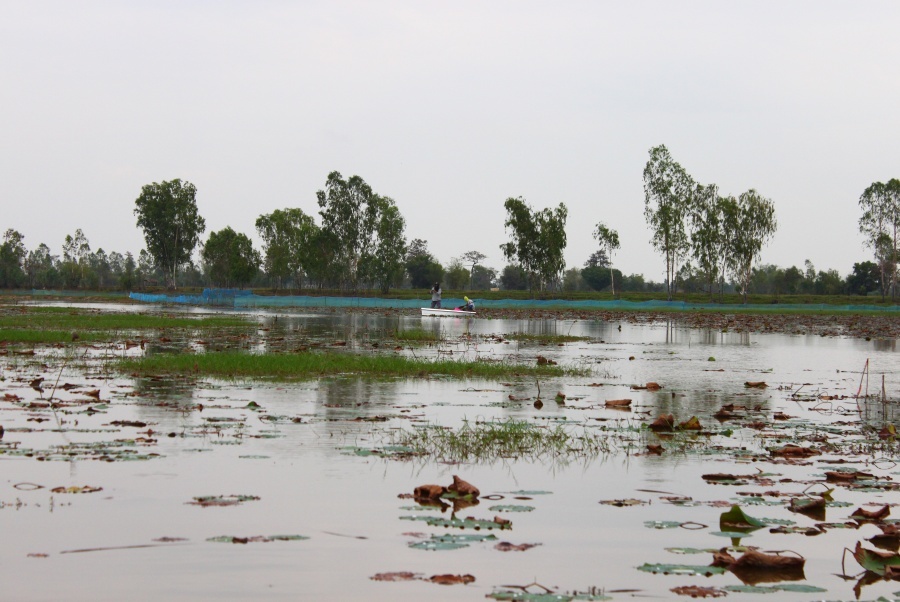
[
  {"x1": 408, "y1": 533, "x2": 498, "y2": 551},
  {"x1": 489, "y1": 505, "x2": 535, "y2": 513},
  {"x1": 400, "y1": 515, "x2": 512, "y2": 530},
  {"x1": 637, "y1": 563, "x2": 726, "y2": 577},
  {"x1": 723, "y1": 583, "x2": 826, "y2": 593}
]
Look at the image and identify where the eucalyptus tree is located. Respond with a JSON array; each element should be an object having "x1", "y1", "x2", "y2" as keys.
[
  {"x1": 256, "y1": 208, "x2": 319, "y2": 290},
  {"x1": 61, "y1": 229, "x2": 91, "y2": 289},
  {"x1": 687, "y1": 183, "x2": 734, "y2": 300},
  {"x1": 461, "y1": 250, "x2": 487, "y2": 289},
  {"x1": 858, "y1": 179, "x2": 900, "y2": 299},
  {"x1": 134, "y1": 179, "x2": 206, "y2": 289},
  {"x1": 592, "y1": 222, "x2": 620, "y2": 296},
  {"x1": 500, "y1": 197, "x2": 568, "y2": 292},
  {"x1": 365, "y1": 197, "x2": 407, "y2": 293},
  {"x1": 24, "y1": 243, "x2": 57, "y2": 289},
  {"x1": 730, "y1": 190, "x2": 777, "y2": 303},
  {"x1": 316, "y1": 171, "x2": 406, "y2": 291},
  {"x1": 643, "y1": 145, "x2": 694, "y2": 300}
]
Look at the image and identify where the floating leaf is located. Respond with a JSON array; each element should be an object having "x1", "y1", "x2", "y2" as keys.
[
  {"x1": 370, "y1": 572, "x2": 421, "y2": 582},
  {"x1": 671, "y1": 585, "x2": 726, "y2": 598},
  {"x1": 644, "y1": 521, "x2": 686, "y2": 530},
  {"x1": 489, "y1": 505, "x2": 535, "y2": 513},
  {"x1": 207, "y1": 534, "x2": 308, "y2": 544},
  {"x1": 720, "y1": 505, "x2": 767, "y2": 531},
  {"x1": 408, "y1": 533, "x2": 497, "y2": 551},
  {"x1": 852, "y1": 541, "x2": 900, "y2": 576},
  {"x1": 400, "y1": 515, "x2": 512, "y2": 530},
  {"x1": 638, "y1": 563, "x2": 725, "y2": 577},
  {"x1": 188, "y1": 494, "x2": 260, "y2": 507}
]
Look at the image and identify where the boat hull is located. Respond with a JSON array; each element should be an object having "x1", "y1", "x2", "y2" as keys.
[{"x1": 421, "y1": 308, "x2": 476, "y2": 317}]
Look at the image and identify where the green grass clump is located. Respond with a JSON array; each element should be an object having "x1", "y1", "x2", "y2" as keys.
[
  {"x1": 0, "y1": 307, "x2": 249, "y2": 331},
  {"x1": 119, "y1": 350, "x2": 583, "y2": 380},
  {"x1": 390, "y1": 419, "x2": 611, "y2": 462},
  {"x1": 0, "y1": 307, "x2": 251, "y2": 344}
]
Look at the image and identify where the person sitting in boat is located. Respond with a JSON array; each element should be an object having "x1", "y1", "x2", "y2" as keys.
[
  {"x1": 456, "y1": 296, "x2": 475, "y2": 312},
  {"x1": 430, "y1": 282, "x2": 442, "y2": 308}
]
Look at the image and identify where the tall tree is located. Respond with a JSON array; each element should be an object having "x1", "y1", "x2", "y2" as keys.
[
  {"x1": 365, "y1": 197, "x2": 407, "y2": 293},
  {"x1": 256, "y1": 208, "x2": 320, "y2": 291},
  {"x1": 687, "y1": 183, "x2": 729, "y2": 300},
  {"x1": 592, "y1": 222, "x2": 620, "y2": 297},
  {"x1": 643, "y1": 145, "x2": 694, "y2": 300},
  {"x1": 134, "y1": 179, "x2": 206, "y2": 289},
  {"x1": 0, "y1": 229, "x2": 27, "y2": 288},
  {"x1": 500, "y1": 197, "x2": 568, "y2": 292},
  {"x1": 24, "y1": 243, "x2": 57, "y2": 289},
  {"x1": 405, "y1": 238, "x2": 443, "y2": 289},
  {"x1": 461, "y1": 250, "x2": 487, "y2": 290},
  {"x1": 316, "y1": 171, "x2": 386, "y2": 291},
  {"x1": 201, "y1": 227, "x2": 260, "y2": 289},
  {"x1": 730, "y1": 190, "x2": 777, "y2": 303},
  {"x1": 61, "y1": 228, "x2": 91, "y2": 289},
  {"x1": 858, "y1": 179, "x2": 900, "y2": 299}
]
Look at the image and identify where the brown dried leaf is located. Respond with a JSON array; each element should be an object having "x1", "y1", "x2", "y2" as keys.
[
  {"x1": 448, "y1": 475, "x2": 480, "y2": 498},
  {"x1": 370, "y1": 572, "x2": 421, "y2": 582},
  {"x1": 671, "y1": 585, "x2": 727, "y2": 598},
  {"x1": 413, "y1": 484, "x2": 446, "y2": 500},
  {"x1": 428, "y1": 574, "x2": 475, "y2": 585},
  {"x1": 494, "y1": 541, "x2": 540, "y2": 552}
]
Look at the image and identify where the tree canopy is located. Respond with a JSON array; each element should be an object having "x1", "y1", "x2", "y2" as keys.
[
  {"x1": 643, "y1": 144, "x2": 693, "y2": 300},
  {"x1": 500, "y1": 197, "x2": 568, "y2": 292},
  {"x1": 134, "y1": 179, "x2": 206, "y2": 289},
  {"x1": 255, "y1": 208, "x2": 319, "y2": 290},
  {"x1": 316, "y1": 171, "x2": 407, "y2": 291},
  {"x1": 201, "y1": 227, "x2": 260, "y2": 289}
]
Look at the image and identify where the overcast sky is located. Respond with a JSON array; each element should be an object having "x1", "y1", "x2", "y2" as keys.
[{"x1": 2, "y1": 1, "x2": 899, "y2": 281}]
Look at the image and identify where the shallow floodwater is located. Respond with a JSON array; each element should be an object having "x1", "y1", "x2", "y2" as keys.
[{"x1": 2, "y1": 306, "x2": 900, "y2": 601}]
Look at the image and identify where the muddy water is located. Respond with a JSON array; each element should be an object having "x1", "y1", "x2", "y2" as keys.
[{"x1": 2, "y1": 307, "x2": 900, "y2": 601}]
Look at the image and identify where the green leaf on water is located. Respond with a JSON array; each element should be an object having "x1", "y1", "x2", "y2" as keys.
[
  {"x1": 720, "y1": 504, "x2": 767, "y2": 530},
  {"x1": 723, "y1": 584, "x2": 826, "y2": 593},
  {"x1": 637, "y1": 563, "x2": 726, "y2": 576},
  {"x1": 853, "y1": 542, "x2": 900, "y2": 576},
  {"x1": 409, "y1": 533, "x2": 498, "y2": 551},
  {"x1": 644, "y1": 521, "x2": 685, "y2": 529},
  {"x1": 400, "y1": 515, "x2": 512, "y2": 530},
  {"x1": 487, "y1": 589, "x2": 611, "y2": 601},
  {"x1": 489, "y1": 505, "x2": 535, "y2": 513}
]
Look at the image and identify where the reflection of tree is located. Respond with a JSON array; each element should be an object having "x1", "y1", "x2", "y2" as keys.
[{"x1": 315, "y1": 378, "x2": 400, "y2": 421}]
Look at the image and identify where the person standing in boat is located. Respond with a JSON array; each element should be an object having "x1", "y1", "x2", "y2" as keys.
[
  {"x1": 430, "y1": 282, "x2": 442, "y2": 308},
  {"x1": 457, "y1": 296, "x2": 475, "y2": 312}
]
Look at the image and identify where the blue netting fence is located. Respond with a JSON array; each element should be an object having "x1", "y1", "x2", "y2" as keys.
[{"x1": 127, "y1": 290, "x2": 900, "y2": 312}]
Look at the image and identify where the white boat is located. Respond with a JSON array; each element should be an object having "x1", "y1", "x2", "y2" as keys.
[{"x1": 421, "y1": 307, "x2": 476, "y2": 317}]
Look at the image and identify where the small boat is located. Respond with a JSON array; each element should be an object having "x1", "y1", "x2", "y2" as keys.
[{"x1": 421, "y1": 307, "x2": 476, "y2": 317}]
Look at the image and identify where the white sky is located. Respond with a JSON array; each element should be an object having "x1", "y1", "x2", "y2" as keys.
[{"x1": 2, "y1": 1, "x2": 899, "y2": 281}]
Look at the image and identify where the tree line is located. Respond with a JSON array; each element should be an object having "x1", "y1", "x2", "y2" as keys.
[{"x1": 0, "y1": 149, "x2": 895, "y2": 301}]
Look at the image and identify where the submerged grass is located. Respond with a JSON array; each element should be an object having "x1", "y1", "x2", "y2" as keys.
[
  {"x1": 119, "y1": 350, "x2": 584, "y2": 379},
  {"x1": 504, "y1": 332, "x2": 590, "y2": 343},
  {"x1": 389, "y1": 419, "x2": 613, "y2": 462},
  {"x1": 0, "y1": 306, "x2": 251, "y2": 343}
]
